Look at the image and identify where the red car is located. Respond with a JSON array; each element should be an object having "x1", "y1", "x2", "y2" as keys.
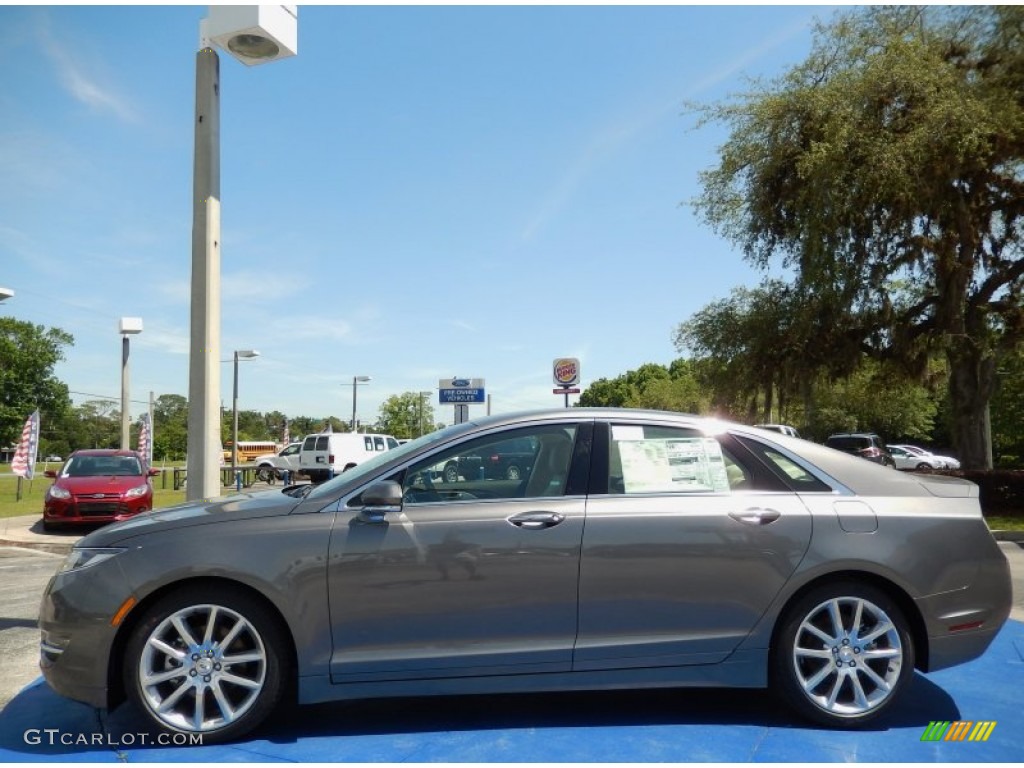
[{"x1": 42, "y1": 449, "x2": 159, "y2": 530}]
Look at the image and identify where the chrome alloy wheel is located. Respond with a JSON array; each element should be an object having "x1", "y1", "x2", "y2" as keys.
[
  {"x1": 137, "y1": 603, "x2": 268, "y2": 733},
  {"x1": 791, "y1": 596, "x2": 903, "y2": 717}
]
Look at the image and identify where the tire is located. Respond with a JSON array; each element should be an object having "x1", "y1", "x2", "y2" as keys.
[
  {"x1": 915, "y1": 462, "x2": 931, "y2": 471},
  {"x1": 255, "y1": 466, "x2": 275, "y2": 484},
  {"x1": 506, "y1": 465, "x2": 521, "y2": 480},
  {"x1": 123, "y1": 585, "x2": 290, "y2": 744},
  {"x1": 443, "y1": 462, "x2": 460, "y2": 483},
  {"x1": 771, "y1": 581, "x2": 914, "y2": 728}
]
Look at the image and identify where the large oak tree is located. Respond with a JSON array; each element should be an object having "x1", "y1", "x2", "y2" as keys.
[{"x1": 694, "y1": 6, "x2": 1024, "y2": 468}]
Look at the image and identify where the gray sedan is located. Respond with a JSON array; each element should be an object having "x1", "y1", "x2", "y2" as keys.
[{"x1": 39, "y1": 409, "x2": 1011, "y2": 742}]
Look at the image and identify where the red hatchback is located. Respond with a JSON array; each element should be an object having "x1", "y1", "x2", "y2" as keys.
[{"x1": 42, "y1": 449, "x2": 159, "y2": 530}]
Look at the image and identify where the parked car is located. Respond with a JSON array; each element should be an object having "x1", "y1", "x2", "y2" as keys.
[
  {"x1": 41, "y1": 449, "x2": 159, "y2": 531},
  {"x1": 40, "y1": 409, "x2": 1010, "y2": 743},
  {"x1": 439, "y1": 436, "x2": 538, "y2": 482},
  {"x1": 824, "y1": 433, "x2": 896, "y2": 467},
  {"x1": 753, "y1": 423, "x2": 801, "y2": 438},
  {"x1": 889, "y1": 444, "x2": 961, "y2": 470},
  {"x1": 299, "y1": 432, "x2": 399, "y2": 483},
  {"x1": 43, "y1": 455, "x2": 62, "y2": 463},
  {"x1": 253, "y1": 442, "x2": 302, "y2": 483}
]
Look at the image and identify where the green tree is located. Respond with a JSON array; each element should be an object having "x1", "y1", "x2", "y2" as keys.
[
  {"x1": 579, "y1": 362, "x2": 711, "y2": 414},
  {"x1": 0, "y1": 317, "x2": 74, "y2": 446},
  {"x1": 693, "y1": 6, "x2": 1024, "y2": 468},
  {"x1": 377, "y1": 392, "x2": 436, "y2": 439},
  {"x1": 991, "y1": 349, "x2": 1024, "y2": 467}
]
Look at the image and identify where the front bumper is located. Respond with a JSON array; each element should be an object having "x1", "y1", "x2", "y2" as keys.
[{"x1": 38, "y1": 555, "x2": 135, "y2": 710}]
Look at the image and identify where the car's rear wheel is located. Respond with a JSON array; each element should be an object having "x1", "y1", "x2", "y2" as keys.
[
  {"x1": 771, "y1": 582, "x2": 914, "y2": 728},
  {"x1": 443, "y1": 462, "x2": 460, "y2": 483},
  {"x1": 255, "y1": 466, "x2": 275, "y2": 483},
  {"x1": 915, "y1": 462, "x2": 931, "y2": 471},
  {"x1": 506, "y1": 465, "x2": 521, "y2": 480},
  {"x1": 123, "y1": 586, "x2": 289, "y2": 743}
]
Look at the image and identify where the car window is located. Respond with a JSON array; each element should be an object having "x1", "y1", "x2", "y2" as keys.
[
  {"x1": 607, "y1": 424, "x2": 748, "y2": 494},
  {"x1": 315, "y1": 436, "x2": 329, "y2": 451},
  {"x1": 402, "y1": 425, "x2": 577, "y2": 504},
  {"x1": 373, "y1": 436, "x2": 385, "y2": 451},
  {"x1": 282, "y1": 445, "x2": 299, "y2": 457}
]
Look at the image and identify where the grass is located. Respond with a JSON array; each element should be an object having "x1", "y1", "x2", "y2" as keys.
[{"x1": 985, "y1": 515, "x2": 1024, "y2": 532}]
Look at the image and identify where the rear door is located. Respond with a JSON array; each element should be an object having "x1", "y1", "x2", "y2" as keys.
[{"x1": 574, "y1": 420, "x2": 812, "y2": 670}]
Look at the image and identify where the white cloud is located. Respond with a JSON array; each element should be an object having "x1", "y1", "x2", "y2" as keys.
[{"x1": 37, "y1": 16, "x2": 137, "y2": 123}]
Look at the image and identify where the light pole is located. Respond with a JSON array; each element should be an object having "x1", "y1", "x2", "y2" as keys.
[
  {"x1": 231, "y1": 349, "x2": 260, "y2": 478},
  {"x1": 119, "y1": 317, "x2": 143, "y2": 450},
  {"x1": 351, "y1": 376, "x2": 371, "y2": 432},
  {"x1": 186, "y1": 6, "x2": 297, "y2": 501}
]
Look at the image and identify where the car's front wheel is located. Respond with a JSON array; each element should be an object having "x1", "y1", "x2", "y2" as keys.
[
  {"x1": 771, "y1": 582, "x2": 914, "y2": 728},
  {"x1": 123, "y1": 586, "x2": 290, "y2": 743}
]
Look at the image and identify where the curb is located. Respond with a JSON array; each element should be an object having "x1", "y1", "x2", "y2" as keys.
[
  {"x1": 992, "y1": 530, "x2": 1024, "y2": 542},
  {"x1": 0, "y1": 538, "x2": 76, "y2": 555}
]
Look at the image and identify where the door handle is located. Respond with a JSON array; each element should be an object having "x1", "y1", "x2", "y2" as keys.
[
  {"x1": 729, "y1": 508, "x2": 781, "y2": 525},
  {"x1": 508, "y1": 511, "x2": 565, "y2": 529}
]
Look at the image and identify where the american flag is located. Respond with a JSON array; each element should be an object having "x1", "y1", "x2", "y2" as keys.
[
  {"x1": 137, "y1": 412, "x2": 153, "y2": 465},
  {"x1": 10, "y1": 410, "x2": 40, "y2": 480}
]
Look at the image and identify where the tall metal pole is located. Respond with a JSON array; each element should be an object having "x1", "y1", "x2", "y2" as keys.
[
  {"x1": 231, "y1": 351, "x2": 239, "y2": 476},
  {"x1": 186, "y1": 44, "x2": 222, "y2": 501},
  {"x1": 120, "y1": 335, "x2": 131, "y2": 449},
  {"x1": 350, "y1": 376, "x2": 357, "y2": 433}
]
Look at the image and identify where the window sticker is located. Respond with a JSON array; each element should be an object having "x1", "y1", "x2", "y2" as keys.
[
  {"x1": 617, "y1": 437, "x2": 730, "y2": 493},
  {"x1": 611, "y1": 425, "x2": 645, "y2": 442}
]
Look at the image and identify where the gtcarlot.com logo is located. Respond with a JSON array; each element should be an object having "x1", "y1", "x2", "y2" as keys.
[
  {"x1": 23, "y1": 729, "x2": 203, "y2": 747},
  {"x1": 920, "y1": 721, "x2": 997, "y2": 742}
]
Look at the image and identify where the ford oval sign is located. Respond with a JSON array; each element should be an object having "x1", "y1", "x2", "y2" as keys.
[{"x1": 552, "y1": 357, "x2": 580, "y2": 388}]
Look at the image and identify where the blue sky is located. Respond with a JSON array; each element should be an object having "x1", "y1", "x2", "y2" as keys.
[{"x1": 1, "y1": 4, "x2": 831, "y2": 428}]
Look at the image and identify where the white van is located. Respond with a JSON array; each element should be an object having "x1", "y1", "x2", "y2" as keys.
[{"x1": 299, "y1": 432, "x2": 399, "y2": 482}]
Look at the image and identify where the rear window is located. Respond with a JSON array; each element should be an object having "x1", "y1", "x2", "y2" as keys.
[{"x1": 827, "y1": 436, "x2": 870, "y2": 451}]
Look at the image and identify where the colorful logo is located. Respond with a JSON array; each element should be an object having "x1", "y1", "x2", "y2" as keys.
[
  {"x1": 920, "y1": 721, "x2": 996, "y2": 742},
  {"x1": 553, "y1": 357, "x2": 580, "y2": 387}
]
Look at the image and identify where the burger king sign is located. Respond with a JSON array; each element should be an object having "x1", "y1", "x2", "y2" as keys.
[{"x1": 552, "y1": 357, "x2": 580, "y2": 388}]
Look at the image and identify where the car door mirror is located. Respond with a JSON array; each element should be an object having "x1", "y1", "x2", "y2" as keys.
[{"x1": 359, "y1": 480, "x2": 403, "y2": 522}]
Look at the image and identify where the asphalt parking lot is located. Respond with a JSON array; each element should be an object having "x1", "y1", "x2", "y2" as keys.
[{"x1": 0, "y1": 536, "x2": 1021, "y2": 762}]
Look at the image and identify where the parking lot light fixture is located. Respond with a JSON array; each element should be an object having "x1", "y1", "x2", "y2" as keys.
[
  {"x1": 231, "y1": 350, "x2": 260, "y2": 476},
  {"x1": 351, "y1": 376, "x2": 371, "y2": 433},
  {"x1": 119, "y1": 317, "x2": 143, "y2": 450},
  {"x1": 187, "y1": 6, "x2": 297, "y2": 502}
]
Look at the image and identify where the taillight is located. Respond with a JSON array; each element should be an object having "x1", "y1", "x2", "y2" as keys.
[
  {"x1": 489, "y1": 454, "x2": 499, "y2": 463},
  {"x1": 861, "y1": 447, "x2": 881, "y2": 458},
  {"x1": 329, "y1": 454, "x2": 335, "y2": 463}
]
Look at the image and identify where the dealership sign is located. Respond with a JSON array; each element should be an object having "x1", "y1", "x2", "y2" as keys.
[
  {"x1": 438, "y1": 377, "x2": 486, "y2": 404},
  {"x1": 552, "y1": 357, "x2": 580, "y2": 388}
]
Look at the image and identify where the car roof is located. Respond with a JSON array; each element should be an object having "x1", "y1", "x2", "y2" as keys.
[{"x1": 70, "y1": 449, "x2": 141, "y2": 457}]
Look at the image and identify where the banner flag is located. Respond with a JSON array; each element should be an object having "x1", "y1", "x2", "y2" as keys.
[
  {"x1": 137, "y1": 412, "x2": 153, "y2": 465},
  {"x1": 11, "y1": 410, "x2": 40, "y2": 480}
]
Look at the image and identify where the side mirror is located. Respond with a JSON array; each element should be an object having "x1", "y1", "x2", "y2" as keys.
[
  {"x1": 44, "y1": 470, "x2": 57, "y2": 479},
  {"x1": 359, "y1": 480, "x2": 403, "y2": 522}
]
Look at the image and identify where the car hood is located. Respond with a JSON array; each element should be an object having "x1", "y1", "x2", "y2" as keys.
[
  {"x1": 78, "y1": 488, "x2": 305, "y2": 547},
  {"x1": 54, "y1": 475, "x2": 149, "y2": 494}
]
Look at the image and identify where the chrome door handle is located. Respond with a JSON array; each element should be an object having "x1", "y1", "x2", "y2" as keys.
[
  {"x1": 729, "y1": 508, "x2": 781, "y2": 525},
  {"x1": 508, "y1": 512, "x2": 565, "y2": 529}
]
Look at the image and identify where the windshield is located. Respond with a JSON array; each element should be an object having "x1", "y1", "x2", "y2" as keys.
[
  {"x1": 65, "y1": 454, "x2": 143, "y2": 477},
  {"x1": 303, "y1": 423, "x2": 470, "y2": 500}
]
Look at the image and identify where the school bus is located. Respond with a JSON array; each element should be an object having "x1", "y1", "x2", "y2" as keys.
[{"x1": 222, "y1": 441, "x2": 280, "y2": 464}]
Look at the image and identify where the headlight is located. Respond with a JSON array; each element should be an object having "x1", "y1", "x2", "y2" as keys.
[
  {"x1": 125, "y1": 484, "x2": 150, "y2": 498},
  {"x1": 59, "y1": 548, "x2": 124, "y2": 573},
  {"x1": 48, "y1": 486, "x2": 71, "y2": 500}
]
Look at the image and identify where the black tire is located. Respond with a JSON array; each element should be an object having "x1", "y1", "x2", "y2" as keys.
[
  {"x1": 506, "y1": 465, "x2": 521, "y2": 480},
  {"x1": 443, "y1": 462, "x2": 460, "y2": 483},
  {"x1": 123, "y1": 585, "x2": 290, "y2": 744},
  {"x1": 915, "y1": 462, "x2": 931, "y2": 471},
  {"x1": 771, "y1": 581, "x2": 914, "y2": 728},
  {"x1": 255, "y1": 466, "x2": 276, "y2": 484}
]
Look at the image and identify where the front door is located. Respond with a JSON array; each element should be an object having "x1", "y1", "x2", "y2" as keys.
[{"x1": 327, "y1": 422, "x2": 589, "y2": 683}]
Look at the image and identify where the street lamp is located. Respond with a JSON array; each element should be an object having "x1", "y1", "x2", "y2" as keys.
[
  {"x1": 119, "y1": 317, "x2": 143, "y2": 450},
  {"x1": 231, "y1": 349, "x2": 260, "y2": 478},
  {"x1": 186, "y1": 6, "x2": 297, "y2": 502},
  {"x1": 351, "y1": 376, "x2": 371, "y2": 432}
]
